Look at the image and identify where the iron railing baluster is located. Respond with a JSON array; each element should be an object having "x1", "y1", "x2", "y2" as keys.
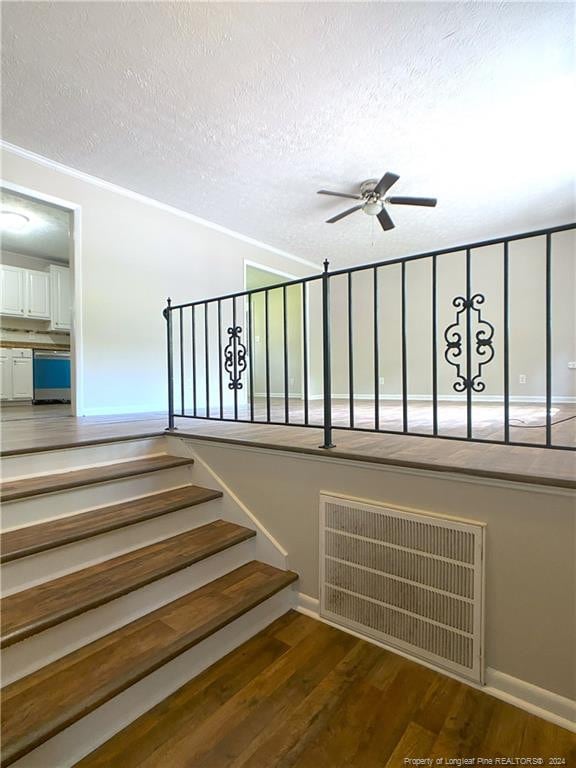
[
  {"x1": 283, "y1": 285, "x2": 289, "y2": 424},
  {"x1": 432, "y1": 254, "x2": 438, "y2": 436},
  {"x1": 503, "y1": 241, "x2": 510, "y2": 444},
  {"x1": 265, "y1": 289, "x2": 271, "y2": 423},
  {"x1": 179, "y1": 307, "x2": 184, "y2": 416},
  {"x1": 218, "y1": 300, "x2": 223, "y2": 419},
  {"x1": 373, "y1": 267, "x2": 379, "y2": 431},
  {"x1": 546, "y1": 233, "x2": 552, "y2": 447},
  {"x1": 465, "y1": 248, "x2": 472, "y2": 439},
  {"x1": 164, "y1": 298, "x2": 174, "y2": 430},
  {"x1": 348, "y1": 272, "x2": 354, "y2": 428},
  {"x1": 233, "y1": 297, "x2": 238, "y2": 421},
  {"x1": 191, "y1": 305, "x2": 197, "y2": 417},
  {"x1": 302, "y1": 282, "x2": 309, "y2": 426},
  {"x1": 320, "y1": 260, "x2": 334, "y2": 448},
  {"x1": 204, "y1": 303, "x2": 210, "y2": 418},
  {"x1": 401, "y1": 262, "x2": 408, "y2": 433},
  {"x1": 248, "y1": 294, "x2": 255, "y2": 422}
]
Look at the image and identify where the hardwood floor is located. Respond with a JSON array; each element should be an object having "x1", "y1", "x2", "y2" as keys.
[
  {"x1": 1, "y1": 564, "x2": 298, "y2": 767},
  {"x1": 77, "y1": 611, "x2": 576, "y2": 768},
  {"x1": 1, "y1": 401, "x2": 574, "y2": 488},
  {"x1": 0, "y1": 408, "x2": 167, "y2": 455}
]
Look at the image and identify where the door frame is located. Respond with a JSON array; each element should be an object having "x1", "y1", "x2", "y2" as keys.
[
  {"x1": 243, "y1": 259, "x2": 307, "y2": 401},
  {"x1": 0, "y1": 179, "x2": 84, "y2": 416}
]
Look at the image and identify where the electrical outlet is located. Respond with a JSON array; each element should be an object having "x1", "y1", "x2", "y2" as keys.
[
  {"x1": 289, "y1": 377, "x2": 295, "y2": 386},
  {"x1": 379, "y1": 377, "x2": 385, "y2": 388},
  {"x1": 519, "y1": 374, "x2": 527, "y2": 384},
  {"x1": 568, "y1": 361, "x2": 576, "y2": 369},
  {"x1": 255, "y1": 335, "x2": 260, "y2": 343}
]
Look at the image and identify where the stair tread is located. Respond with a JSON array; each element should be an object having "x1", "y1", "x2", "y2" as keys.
[
  {"x1": 0, "y1": 561, "x2": 298, "y2": 767},
  {"x1": 0, "y1": 485, "x2": 223, "y2": 563},
  {"x1": 0, "y1": 455, "x2": 194, "y2": 503},
  {"x1": 0, "y1": 520, "x2": 255, "y2": 647}
]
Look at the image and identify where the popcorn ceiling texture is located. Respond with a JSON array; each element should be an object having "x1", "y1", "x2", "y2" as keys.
[{"x1": 2, "y1": 2, "x2": 574, "y2": 267}]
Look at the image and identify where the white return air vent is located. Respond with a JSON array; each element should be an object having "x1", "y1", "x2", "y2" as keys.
[{"x1": 320, "y1": 494, "x2": 485, "y2": 683}]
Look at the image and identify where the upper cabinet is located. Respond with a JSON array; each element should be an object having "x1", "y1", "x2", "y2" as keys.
[
  {"x1": 49, "y1": 265, "x2": 72, "y2": 331},
  {"x1": 0, "y1": 264, "x2": 68, "y2": 324},
  {"x1": 26, "y1": 270, "x2": 51, "y2": 319},
  {"x1": 0, "y1": 265, "x2": 26, "y2": 317}
]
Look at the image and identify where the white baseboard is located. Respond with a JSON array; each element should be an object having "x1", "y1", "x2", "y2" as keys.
[
  {"x1": 484, "y1": 668, "x2": 576, "y2": 731},
  {"x1": 80, "y1": 404, "x2": 165, "y2": 416},
  {"x1": 312, "y1": 394, "x2": 576, "y2": 404},
  {"x1": 295, "y1": 592, "x2": 576, "y2": 733}
]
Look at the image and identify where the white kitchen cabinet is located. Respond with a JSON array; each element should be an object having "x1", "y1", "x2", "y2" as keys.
[
  {"x1": 0, "y1": 265, "x2": 52, "y2": 320},
  {"x1": 0, "y1": 265, "x2": 26, "y2": 317},
  {"x1": 11, "y1": 355, "x2": 33, "y2": 399},
  {"x1": 49, "y1": 265, "x2": 72, "y2": 330},
  {"x1": 0, "y1": 348, "x2": 33, "y2": 401},
  {"x1": 26, "y1": 270, "x2": 51, "y2": 319},
  {"x1": 0, "y1": 348, "x2": 13, "y2": 400}
]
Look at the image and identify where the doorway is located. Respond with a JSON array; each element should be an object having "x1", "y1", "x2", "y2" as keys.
[
  {"x1": 244, "y1": 262, "x2": 305, "y2": 415},
  {"x1": 0, "y1": 183, "x2": 80, "y2": 421}
]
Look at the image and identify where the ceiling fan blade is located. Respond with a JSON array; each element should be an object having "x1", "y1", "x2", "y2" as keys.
[
  {"x1": 374, "y1": 172, "x2": 400, "y2": 196},
  {"x1": 377, "y1": 207, "x2": 395, "y2": 231},
  {"x1": 317, "y1": 190, "x2": 362, "y2": 200},
  {"x1": 386, "y1": 196, "x2": 437, "y2": 207},
  {"x1": 326, "y1": 205, "x2": 364, "y2": 223}
]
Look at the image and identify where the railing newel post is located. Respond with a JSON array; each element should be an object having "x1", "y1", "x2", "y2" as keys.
[
  {"x1": 320, "y1": 259, "x2": 335, "y2": 449},
  {"x1": 163, "y1": 297, "x2": 176, "y2": 431}
]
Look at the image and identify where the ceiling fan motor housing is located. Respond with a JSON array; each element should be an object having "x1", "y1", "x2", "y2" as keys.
[
  {"x1": 359, "y1": 179, "x2": 380, "y2": 197},
  {"x1": 360, "y1": 179, "x2": 384, "y2": 215}
]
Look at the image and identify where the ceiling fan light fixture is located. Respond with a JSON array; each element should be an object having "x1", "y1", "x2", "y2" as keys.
[{"x1": 363, "y1": 200, "x2": 383, "y2": 216}]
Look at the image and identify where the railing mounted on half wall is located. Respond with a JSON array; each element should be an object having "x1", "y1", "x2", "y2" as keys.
[{"x1": 164, "y1": 222, "x2": 576, "y2": 451}]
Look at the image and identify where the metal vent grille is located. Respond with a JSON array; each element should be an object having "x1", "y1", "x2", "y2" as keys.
[{"x1": 320, "y1": 495, "x2": 485, "y2": 683}]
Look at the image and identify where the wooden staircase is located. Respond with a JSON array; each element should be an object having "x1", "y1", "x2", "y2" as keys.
[{"x1": 0, "y1": 438, "x2": 297, "y2": 766}]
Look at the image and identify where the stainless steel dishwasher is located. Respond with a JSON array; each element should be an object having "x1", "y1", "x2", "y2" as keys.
[{"x1": 33, "y1": 349, "x2": 71, "y2": 403}]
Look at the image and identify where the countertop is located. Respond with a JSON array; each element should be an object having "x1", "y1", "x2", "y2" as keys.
[{"x1": 0, "y1": 341, "x2": 71, "y2": 351}]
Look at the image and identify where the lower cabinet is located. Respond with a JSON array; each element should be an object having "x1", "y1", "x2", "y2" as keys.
[
  {"x1": 0, "y1": 349, "x2": 34, "y2": 401},
  {"x1": 0, "y1": 349, "x2": 13, "y2": 400}
]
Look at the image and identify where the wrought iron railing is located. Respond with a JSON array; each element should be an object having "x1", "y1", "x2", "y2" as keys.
[{"x1": 164, "y1": 223, "x2": 576, "y2": 451}]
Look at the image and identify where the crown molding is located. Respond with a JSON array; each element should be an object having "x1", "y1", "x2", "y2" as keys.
[{"x1": 0, "y1": 141, "x2": 321, "y2": 272}]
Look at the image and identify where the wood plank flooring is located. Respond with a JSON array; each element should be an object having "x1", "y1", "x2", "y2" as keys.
[
  {"x1": 1, "y1": 563, "x2": 298, "y2": 767},
  {"x1": 76, "y1": 611, "x2": 576, "y2": 768},
  {"x1": 0, "y1": 455, "x2": 194, "y2": 502},
  {"x1": 1, "y1": 403, "x2": 574, "y2": 488},
  {"x1": 0, "y1": 485, "x2": 222, "y2": 563},
  {"x1": 0, "y1": 520, "x2": 255, "y2": 647},
  {"x1": 0, "y1": 408, "x2": 167, "y2": 455}
]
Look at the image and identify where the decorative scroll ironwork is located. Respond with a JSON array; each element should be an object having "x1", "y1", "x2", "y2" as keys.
[
  {"x1": 444, "y1": 294, "x2": 495, "y2": 392},
  {"x1": 224, "y1": 325, "x2": 247, "y2": 390}
]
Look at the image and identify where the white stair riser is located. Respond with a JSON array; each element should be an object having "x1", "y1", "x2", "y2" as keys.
[
  {"x1": 2, "y1": 500, "x2": 223, "y2": 593},
  {"x1": 10, "y1": 588, "x2": 294, "y2": 768},
  {"x1": 1, "y1": 466, "x2": 195, "y2": 528},
  {"x1": 1, "y1": 438, "x2": 168, "y2": 480},
  {"x1": 2, "y1": 538, "x2": 256, "y2": 685}
]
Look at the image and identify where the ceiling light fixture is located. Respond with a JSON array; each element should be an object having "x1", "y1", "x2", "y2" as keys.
[{"x1": 1, "y1": 211, "x2": 31, "y2": 232}]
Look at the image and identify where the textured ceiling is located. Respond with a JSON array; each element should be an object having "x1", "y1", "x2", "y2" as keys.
[
  {"x1": 0, "y1": 189, "x2": 71, "y2": 262},
  {"x1": 2, "y1": 2, "x2": 574, "y2": 268}
]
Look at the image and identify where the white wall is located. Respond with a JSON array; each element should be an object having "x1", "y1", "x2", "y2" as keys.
[
  {"x1": 327, "y1": 232, "x2": 576, "y2": 402},
  {"x1": 1, "y1": 148, "x2": 318, "y2": 415},
  {"x1": 174, "y1": 437, "x2": 576, "y2": 704}
]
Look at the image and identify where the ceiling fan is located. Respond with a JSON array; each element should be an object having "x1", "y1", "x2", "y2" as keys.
[{"x1": 317, "y1": 172, "x2": 437, "y2": 231}]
